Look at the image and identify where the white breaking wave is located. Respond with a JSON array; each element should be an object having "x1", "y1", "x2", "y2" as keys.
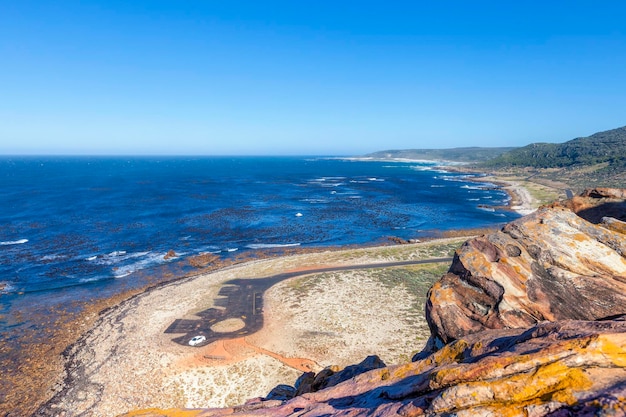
[
  {"x1": 245, "y1": 243, "x2": 301, "y2": 250},
  {"x1": 88, "y1": 250, "x2": 150, "y2": 265},
  {"x1": 0, "y1": 282, "x2": 16, "y2": 294},
  {"x1": 79, "y1": 276, "x2": 109, "y2": 284},
  {"x1": 409, "y1": 165, "x2": 432, "y2": 171},
  {"x1": 40, "y1": 254, "x2": 67, "y2": 261},
  {"x1": 0, "y1": 239, "x2": 28, "y2": 246},
  {"x1": 112, "y1": 252, "x2": 170, "y2": 278}
]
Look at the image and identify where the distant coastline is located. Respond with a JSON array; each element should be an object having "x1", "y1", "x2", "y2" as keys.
[{"x1": 348, "y1": 155, "x2": 542, "y2": 215}]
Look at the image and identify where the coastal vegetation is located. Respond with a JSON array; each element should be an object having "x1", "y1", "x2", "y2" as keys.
[
  {"x1": 365, "y1": 147, "x2": 515, "y2": 163},
  {"x1": 370, "y1": 125, "x2": 626, "y2": 193},
  {"x1": 482, "y1": 126, "x2": 626, "y2": 169},
  {"x1": 478, "y1": 125, "x2": 626, "y2": 191}
]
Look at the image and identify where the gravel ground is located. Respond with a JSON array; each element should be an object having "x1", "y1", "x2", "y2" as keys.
[{"x1": 36, "y1": 242, "x2": 461, "y2": 417}]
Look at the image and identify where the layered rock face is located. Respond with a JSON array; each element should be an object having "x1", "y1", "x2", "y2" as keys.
[
  {"x1": 121, "y1": 189, "x2": 626, "y2": 417},
  {"x1": 426, "y1": 192, "x2": 626, "y2": 348}
]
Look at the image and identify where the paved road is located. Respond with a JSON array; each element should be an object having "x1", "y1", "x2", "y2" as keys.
[{"x1": 165, "y1": 257, "x2": 454, "y2": 346}]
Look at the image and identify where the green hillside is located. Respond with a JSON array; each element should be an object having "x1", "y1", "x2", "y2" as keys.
[
  {"x1": 366, "y1": 147, "x2": 515, "y2": 163},
  {"x1": 367, "y1": 126, "x2": 626, "y2": 193},
  {"x1": 478, "y1": 126, "x2": 626, "y2": 192},
  {"x1": 482, "y1": 126, "x2": 626, "y2": 169}
]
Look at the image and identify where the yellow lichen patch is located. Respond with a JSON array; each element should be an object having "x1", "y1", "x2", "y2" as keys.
[
  {"x1": 121, "y1": 408, "x2": 206, "y2": 417},
  {"x1": 431, "y1": 336, "x2": 593, "y2": 390},
  {"x1": 505, "y1": 361, "x2": 591, "y2": 406},
  {"x1": 431, "y1": 361, "x2": 592, "y2": 415},
  {"x1": 390, "y1": 356, "x2": 436, "y2": 381},
  {"x1": 391, "y1": 341, "x2": 473, "y2": 386},
  {"x1": 431, "y1": 339, "x2": 469, "y2": 367},
  {"x1": 429, "y1": 281, "x2": 458, "y2": 305},
  {"x1": 597, "y1": 334, "x2": 626, "y2": 367},
  {"x1": 572, "y1": 233, "x2": 589, "y2": 242}
]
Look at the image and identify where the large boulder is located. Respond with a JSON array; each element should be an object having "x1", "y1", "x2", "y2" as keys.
[{"x1": 425, "y1": 191, "x2": 626, "y2": 348}]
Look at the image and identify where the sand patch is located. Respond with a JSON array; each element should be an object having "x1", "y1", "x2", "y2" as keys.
[
  {"x1": 250, "y1": 269, "x2": 431, "y2": 368},
  {"x1": 210, "y1": 318, "x2": 246, "y2": 333}
]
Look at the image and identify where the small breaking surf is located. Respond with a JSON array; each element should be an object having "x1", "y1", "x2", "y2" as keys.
[
  {"x1": 0, "y1": 239, "x2": 28, "y2": 246},
  {"x1": 86, "y1": 250, "x2": 150, "y2": 266},
  {"x1": 245, "y1": 243, "x2": 301, "y2": 250},
  {"x1": 0, "y1": 281, "x2": 16, "y2": 294},
  {"x1": 111, "y1": 251, "x2": 174, "y2": 278}
]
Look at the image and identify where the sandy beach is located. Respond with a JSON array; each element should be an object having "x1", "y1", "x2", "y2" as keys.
[
  {"x1": 490, "y1": 177, "x2": 538, "y2": 215},
  {"x1": 36, "y1": 240, "x2": 463, "y2": 417},
  {"x1": 468, "y1": 168, "x2": 571, "y2": 216}
]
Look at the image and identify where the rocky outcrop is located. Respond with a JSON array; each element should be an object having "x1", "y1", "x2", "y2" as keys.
[
  {"x1": 122, "y1": 317, "x2": 626, "y2": 416},
  {"x1": 554, "y1": 187, "x2": 626, "y2": 224},
  {"x1": 188, "y1": 253, "x2": 220, "y2": 268},
  {"x1": 163, "y1": 250, "x2": 178, "y2": 260},
  {"x1": 426, "y1": 193, "x2": 626, "y2": 348},
  {"x1": 120, "y1": 189, "x2": 626, "y2": 417}
]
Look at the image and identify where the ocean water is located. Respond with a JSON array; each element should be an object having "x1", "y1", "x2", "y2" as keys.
[{"x1": 0, "y1": 156, "x2": 518, "y2": 336}]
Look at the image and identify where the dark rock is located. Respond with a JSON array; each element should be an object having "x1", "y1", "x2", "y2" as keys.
[
  {"x1": 293, "y1": 371, "x2": 315, "y2": 396},
  {"x1": 264, "y1": 384, "x2": 296, "y2": 401},
  {"x1": 387, "y1": 236, "x2": 409, "y2": 244},
  {"x1": 314, "y1": 356, "x2": 386, "y2": 392},
  {"x1": 163, "y1": 249, "x2": 177, "y2": 260}
]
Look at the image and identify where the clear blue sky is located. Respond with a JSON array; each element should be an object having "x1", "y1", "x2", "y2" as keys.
[{"x1": 1, "y1": 1, "x2": 625, "y2": 155}]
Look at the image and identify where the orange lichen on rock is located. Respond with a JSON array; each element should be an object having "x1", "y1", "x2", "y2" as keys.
[
  {"x1": 122, "y1": 408, "x2": 208, "y2": 417},
  {"x1": 427, "y1": 190, "x2": 626, "y2": 347}
]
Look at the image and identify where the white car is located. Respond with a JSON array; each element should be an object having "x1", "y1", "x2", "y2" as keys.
[{"x1": 188, "y1": 335, "x2": 206, "y2": 346}]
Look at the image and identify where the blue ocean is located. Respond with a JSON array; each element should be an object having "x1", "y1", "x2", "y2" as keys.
[{"x1": 0, "y1": 156, "x2": 518, "y2": 338}]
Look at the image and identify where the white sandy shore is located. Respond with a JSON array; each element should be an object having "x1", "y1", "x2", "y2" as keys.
[
  {"x1": 476, "y1": 175, "x2": 539, "y2": 216},
  {"x1": 45, "y1": 242, "x2": 460, "y2": 417},
  {"x1": 500, "y1": 179, "x2": 538, "y2": 215}
]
